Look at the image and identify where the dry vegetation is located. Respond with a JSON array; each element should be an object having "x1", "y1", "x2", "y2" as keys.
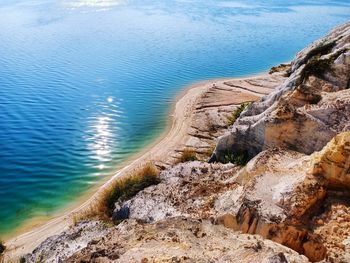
[
  {"x1": 72, "y1": 163, "x2": 160, "y2": 225},
  {"x1": 203, "y1": 145, "x2": 216, "y2": 158},
  {"x1": 176, "y1": 148, "x2": 198, "y2": 164}
]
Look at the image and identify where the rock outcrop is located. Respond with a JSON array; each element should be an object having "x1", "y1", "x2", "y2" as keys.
[
  {"x1": 311, "y1": 132, "x2": 350, "y2": 189},
  {"x1": 215, "y1": 132, "x2": 350, "y2": 262},
  {"x1": 67, "y1": 218, "x2": 309, "y2": 263},
  {"x1": 109, "y1": 133, "x2": 350, "y2": 262},
  {"x1": 172, "y1": 72, "x2": 286, "y2": 164},
  {"x1": 211, "y1": 22, "x2": 350, "y2": 162},
  {"x1": 23, "y1": 221, "x2": 111, "y2": 263},
  {"x1": 113, "y1": 162, "x2": 239, "y2": 223}
]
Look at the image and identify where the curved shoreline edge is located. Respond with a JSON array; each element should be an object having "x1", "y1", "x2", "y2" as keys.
[
  {"x1": 3, "y1": 76, "x2": 224, "y2": 260},
  {"x1": 4, "y1": 71, "x2": 280, "y2": 261}
]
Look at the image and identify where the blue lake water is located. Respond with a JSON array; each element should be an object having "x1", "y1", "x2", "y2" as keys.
[{"x1": 0, "y1": 0, "x2": 349, "y2": 236}]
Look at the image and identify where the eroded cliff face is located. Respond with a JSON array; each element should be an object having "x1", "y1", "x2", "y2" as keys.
[
  {"x1": 215, "y1": 133, "x2": 350, "y2": 262},
  {"x1": 212, "y1": 22, "x2": 350, "y2": 162},
  {"x1": 22, "y1": 23, "x2": 350, "y2": 263}
]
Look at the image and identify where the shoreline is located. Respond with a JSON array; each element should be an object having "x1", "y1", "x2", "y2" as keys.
[{"x1": 4, "y1": 72, "x2": 273, "y2": 260}]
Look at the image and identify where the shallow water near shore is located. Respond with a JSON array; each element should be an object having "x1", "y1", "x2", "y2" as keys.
[{"x1": 0, "y1": 0, "x2": 349, "y2": 236}]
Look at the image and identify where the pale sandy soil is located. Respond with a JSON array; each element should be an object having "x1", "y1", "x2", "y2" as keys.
[{"x1": 3, "y1": 73, "x2": 285, "y2": 261}]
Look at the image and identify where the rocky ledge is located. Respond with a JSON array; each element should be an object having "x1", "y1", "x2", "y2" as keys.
[{"x1": 22, "y1": 22, "x2": 350, "y2": 263}]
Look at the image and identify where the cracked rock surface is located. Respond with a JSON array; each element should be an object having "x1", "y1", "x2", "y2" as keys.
[{"x1": 67, "y1": 218, "x2": 309, "y2": 263}]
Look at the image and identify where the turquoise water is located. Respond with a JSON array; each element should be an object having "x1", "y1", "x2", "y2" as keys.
[{"x1": 0, "y1": 0, "x2": 349, "y2": 236}]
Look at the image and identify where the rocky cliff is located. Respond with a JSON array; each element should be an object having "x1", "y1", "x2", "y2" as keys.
[
  {"x1": 211, "y1": 22, "x2": 350, "y2": 162},
  {"x1": 21, "y1": 22, "x2": 350, "y2": 263}
]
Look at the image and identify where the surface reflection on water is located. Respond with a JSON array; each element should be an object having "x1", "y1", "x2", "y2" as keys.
[{"x1": 63, "y1": 0, "x2": 127, "y2": 8}]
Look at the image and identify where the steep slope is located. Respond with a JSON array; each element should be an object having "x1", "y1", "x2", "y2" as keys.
[
  {"x1": 215, "y1": 132, "x2": 350, "y2": 262},
  {"x1": 211, "y1": 22, "x2": 350, "y2": 162}
]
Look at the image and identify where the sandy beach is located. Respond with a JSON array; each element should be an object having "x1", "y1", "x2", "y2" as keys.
[{"x1": 3, "y1": 72, "x2": 286, "y2": 261}]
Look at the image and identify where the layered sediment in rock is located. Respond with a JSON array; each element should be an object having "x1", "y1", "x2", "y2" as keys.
[
  {"x1": 213, "y1": 134, "x2": 349, "y2": 262},
  {"x1": 311, "y1": 132, "x2": 350, "y2": 189}
]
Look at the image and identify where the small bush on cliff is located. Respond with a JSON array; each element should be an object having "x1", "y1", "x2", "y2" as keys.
[
  {"x1": 301, "y1": 57, "x2": 333, "y2": 80},
  {"x1": 227, "y1": 102, "x2": 249, "y2": 126},
  {"x1": 303, "y1": 40, "x2": 336, "y2": 62},
  {"x1": 204, "y1": 145, "x2": 215, "y2": 158},
  {"x1": 105, "y1": 163, "x2": 160, "y2": 213},
  {"x1": 269, "y1": 63, "x2": 291, "y2": 76},
  {"x1": 0, "y1": 241, "x2": 5, "y2": 261},
  {"x1": 0, "y1": 242, "x2": 4, "y2": 253},
  {"x1": 301, "y1": 47, "x2": 349, "y2": 82},
  {"x1": 72, "y1": 163, "x2": 161, "y2": 224},
  {"x1": 177, "y1": 148, "x2": 198, "y2": 163},
  {"x1": 224, "y1": 151, "x2": 249, "y2": 166}
]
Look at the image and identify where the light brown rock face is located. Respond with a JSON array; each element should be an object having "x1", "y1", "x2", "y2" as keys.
[
  {"x1": 215, "y1": 132, "x2": 350, "y2": 262},
  {"x1": 172, "y1": 73, "x2": 285, "y2": 165},
  {"x1": 313, "y1": 196, "x2": 350, "y2": 263},
  {"x1": 66, "y1": 218, "x2": 309, "y2": 263},
  {"x1": 215, "y1": 149, "x2": 327, "y2": 262},
  {"x1": 311, "y1": 132, "x2": 350, "y2": 189},
  {"x1": 212, "y1": 22, "x2": 350, "y2": 162}
]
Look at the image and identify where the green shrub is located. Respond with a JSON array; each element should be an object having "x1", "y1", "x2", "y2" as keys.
[
  {"x1": 303, "y1": 40, "x2": 336, "y2": 63},
  {"x1": 177, "y1": 148, "x2": 197, "y2": 163},
  {"x1": 72, "y1": 163, "x2": 161, "y2": 223},
  {"x1": 269, "y1": 63, "x2": 291, "y2": 76},
  {"x1": 104, "y1": 163, "x2": 160, "y2": 214},
  {"x1": 227, "y1": 102, "x2": 249, "y2": 126},
  {"x1": 223, "y1": 151, "x2": 249, "y2": 166},
  {"x1": 0, "y1": 241, "x2": 5, "y2": 263},
  {"x1": 301, "y1": 47, "x2": 349, "y2": 82},
  {"x1": 0, "y1": 241, "x2": 5, "y2": 255},
  {"x1": 301, "y1": 57, "x2": 332, "y2": 80}
]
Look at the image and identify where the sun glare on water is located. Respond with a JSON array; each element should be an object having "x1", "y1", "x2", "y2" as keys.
[
  {"x1": 63, "y1": 0, "x2": 128, "y2": 9},
  {"x1": 88, "y1": 116, "x2": 113, "y2": 170}
]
